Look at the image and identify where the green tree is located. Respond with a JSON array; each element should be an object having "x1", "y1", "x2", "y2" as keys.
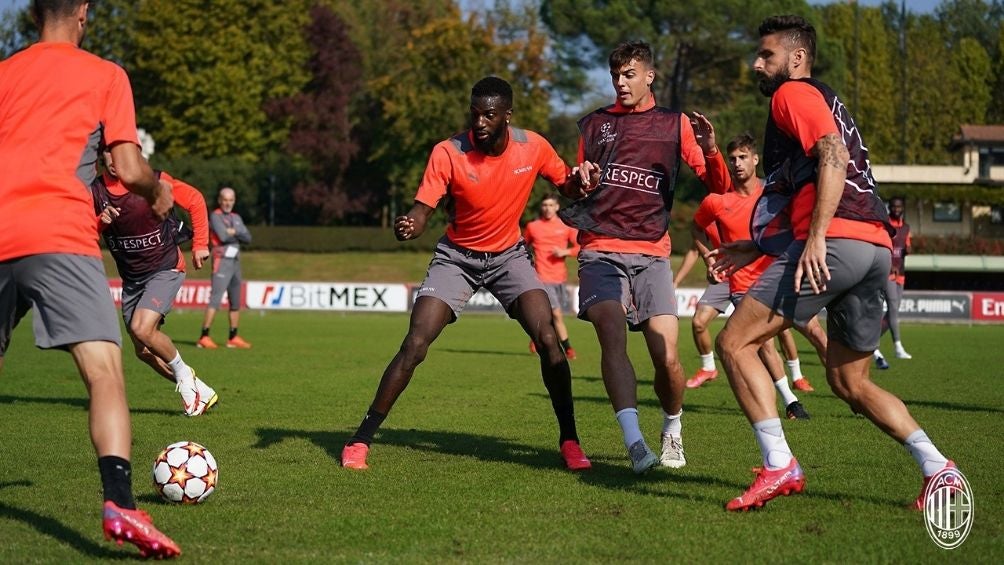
[
  {"x1": 902, "y1": 16, "x2": 964, "y2": 164},
  {"x1": 818, "y1": 3, "x2": 898, "y2": 162},
  {"x1": 541, "y1": 0, "x2": 812, "y2": 112},
  {"x1": 990, "y1": 24, "x2": 1004, "y2": 122},
  {"x1": 126, "y1": 0, "x2": 312, "y2": 161},
  {"x1": 951, "y1": 37, "x2": 993, "y2": 126}
]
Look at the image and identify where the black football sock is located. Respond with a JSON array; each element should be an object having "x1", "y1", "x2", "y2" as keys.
[
  {"x1": 229, "y1": 327, "x2": 238, "y2": 340},
  {"x1": 98, "y1": 456, "x2": 136, "y2": 510},
  {"x1": 541, "y1": 359, "x2": 579, "y2": 444},
  {"x1": 348, "y1": 408, "x2": 387, "y2": 446},
  {"x1": 561, "y1": 339, "x2": 572, "y2": 350},
  {"x1": 201, "y1": 327, "x2": 210, "y2": 338}
]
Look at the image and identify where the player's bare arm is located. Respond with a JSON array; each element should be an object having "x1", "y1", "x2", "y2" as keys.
[
  {"x1": 394, "y1": 202, "x2": 435, "y2": 241},
  {"x1": 690, "y1": 221, "x2": 720, "y2": 284},
  {"x1": 673, "y1": 246, "x2": 699, "y2": 287},
  {"x1": 710, "y1": 240, "x2": 762, "y2": 279},
  {"x1": 690, "y1": 112, "x2": 718, "y2": 156},
  {"x1": 797, "y1": 132, "x2": 848, "y2": 294}
]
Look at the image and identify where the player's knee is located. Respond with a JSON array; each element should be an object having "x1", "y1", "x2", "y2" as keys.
[
  {"x1": 129, "y1": 321, "x2": 154, "y2": 345},
  {"x1": 400, "y1": 334, "x2": 432, "y2": 365}
]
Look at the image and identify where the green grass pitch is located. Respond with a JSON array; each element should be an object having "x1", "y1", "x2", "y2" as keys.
[{"x1": 1, "y1": 311, "x2": 1001, "y2": 562}]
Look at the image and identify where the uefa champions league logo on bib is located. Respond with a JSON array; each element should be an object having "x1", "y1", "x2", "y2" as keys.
[{"x1": 924, "y1": 467, "x2": 973, "y2": 549}]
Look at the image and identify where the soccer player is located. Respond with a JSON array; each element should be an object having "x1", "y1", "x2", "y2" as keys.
[
  {"x1": 0, "y1": 0, "x2": 179, "y2": 557},
  {"x1": 524, "y1": 193, "x2": 579, "y2": 359},
  {"x1": 197, "y1": 187, "x2": 253, "y2": 349},
  {"x1": 691, "y1": 133, "x2": 810, "y2": 420},
  {"x1": 873, "y1": 195, "x2": 912, "y2": 369},
  {"x1": 341, "y1": 77, "x2": 591, "y2": 472},
  {"x1": 562, "y1": 41, "x2": 722, "y2": 473},
  {"x1": 711, "y1": 15, "x2": 958, "y2": 511},
  {"x1": 678, "y1": 226, "x2": 731, "y2": 389},
  {"x1": 686, "y1": 123, "x2": 824, "y2": 395},
  {"x1": 93, "y1": 149, "x2": 219, "y2": 417}
]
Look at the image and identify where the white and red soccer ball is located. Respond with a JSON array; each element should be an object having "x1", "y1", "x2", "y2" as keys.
[{"x1": 152, "y1": 441, "x2": 218, "y2": 504}]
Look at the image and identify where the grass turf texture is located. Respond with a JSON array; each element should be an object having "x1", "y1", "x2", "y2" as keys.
[{"x1": 1, "y1": 311, "x2": 1001, "y2": 562}]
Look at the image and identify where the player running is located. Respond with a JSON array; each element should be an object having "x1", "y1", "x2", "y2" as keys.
[
  {"x1": 712, "y1": 15, "x2": 960, "y2": 512},
  {"x1": 341, "y1": 77, "x2": 591, "y2": 472},
  {"x1": 94, "y1": 149, "x2": 219, "y2": 417}
]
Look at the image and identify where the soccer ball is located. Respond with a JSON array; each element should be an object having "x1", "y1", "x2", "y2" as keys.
[{"x1": 152, "y1": 441, "x2": 218, "y2": 504}]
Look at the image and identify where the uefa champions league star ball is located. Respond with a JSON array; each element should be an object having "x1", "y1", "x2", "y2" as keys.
[{"x1": 152, "y1": 441, "x2": 218, "y2": 504}]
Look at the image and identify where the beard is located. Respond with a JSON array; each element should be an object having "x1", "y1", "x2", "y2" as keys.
[
  {"x1": 473, "y1": 125, "x2": 506, "y2": 152},
  {"x1": 757, "y1": 67, "x2": 790, "y2": 97}
]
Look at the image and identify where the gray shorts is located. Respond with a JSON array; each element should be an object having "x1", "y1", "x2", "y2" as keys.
[
  {"x1": 121, "y1": 270, "x2": 185, "y2": 327},
  {"x1": 1, "y1": 254, "x2": 121, "y2": 355},
  {"x1": 543, "y1": 282, "x2": 569, "y2": 311},
  {"x1": 415, "y1": 237, "x2": 544, "y2": 321},
  {"x1": 577, "y1": 250, "x2": 678, "y2": 331},
  {"x1": 747, "y1": 239, "x2": 891, "y2": 352},
  {"x1": 698, "y1": 280, "x2": 731, "y2": 313},
  {"x1": 209, "y1": 257, "x2": 242, "y2": 310}
]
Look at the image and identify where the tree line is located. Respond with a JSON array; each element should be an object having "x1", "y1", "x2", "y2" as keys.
[{"x1": 1, "y1": 0, "x2": 1001, "y2": 226}]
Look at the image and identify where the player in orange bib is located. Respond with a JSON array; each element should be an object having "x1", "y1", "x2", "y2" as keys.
[{"x1": 341, "y1": 77, "x2": 592, "y2": 472}]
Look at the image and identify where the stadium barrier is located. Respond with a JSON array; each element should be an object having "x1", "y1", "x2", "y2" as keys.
[{"x1": 107, "y1": 279, "x2": 1004, "y2": 323}]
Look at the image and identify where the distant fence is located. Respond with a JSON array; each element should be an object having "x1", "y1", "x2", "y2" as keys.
[{"x1": 107, "y1": 279, "x2": 1004, "y2": 323}]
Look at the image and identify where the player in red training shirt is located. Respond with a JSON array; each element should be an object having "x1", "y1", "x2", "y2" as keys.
[
  {"x1": 692, "y1": 133, "x2": 811, "y2": 420},
  {"x1": 0, "y1": 0, "x2": 178, "y2": 557},
  {"x1": 341, "y1": 77, "x2": 592, "y2": 472},
  {"x1": 524, "y1": 193, "x2": 579, "y2": 359},
  {"x1": 711, "y1": 15, "x2": 959, "y2": 512},
  {"x1": 94, "y1": 149, "x2": 219, "y2": 417}
]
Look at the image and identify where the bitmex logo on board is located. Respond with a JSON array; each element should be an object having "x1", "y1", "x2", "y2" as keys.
[{"x1": 247, "y1": 282, "x2": 408, "y2": 312}]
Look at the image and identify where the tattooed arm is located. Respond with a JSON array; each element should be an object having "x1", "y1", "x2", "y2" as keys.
[{"x1": 797, "y1": 132, "x2": 849, "y2": 294}]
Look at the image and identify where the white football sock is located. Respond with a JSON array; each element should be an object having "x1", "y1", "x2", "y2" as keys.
[
  {"x1": 786, "y1": 358, "x2": 804, "y2": 381},
  {"x1": 774, "y1": 377, "x2": 799, "y2": 407},
  {"x1": 168, "y1": 352, "x2": 193, "y2": 383},
  {"x1": 662, "y1": 410, "x2": 682, "y2": 437},
  {"x1": 752, "y1": 418, "x2": 793, "y2": 470},
  {"x1": 615, "y1": 407, "x2": 644, "y2": 450},
  {"x1": 904, "y1": 429, "x2": 949, "y2": 476},
  {"x1": 874, "y1": 349, "x2": 885, "y2": 359},
  {"x1": 700, "y1": 353, "x2": 715, "y2": 371}
]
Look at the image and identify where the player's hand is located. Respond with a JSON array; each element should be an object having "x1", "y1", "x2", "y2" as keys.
[
  {"x1": 577, "y1": 161, "x2": 601, "y2": 191},
  {"x1": 795, "y1": 235, "x2": 830, "y2": 294},
  {"x1": 394, "y1": 215, "x2": 417, "y2": 241},
  {"x1": 149, "y1": 179, "x2": 174, "y2": 221},
  {"x1": 99, "y1": 205, "x2": 120, "y2": 225},
  {"x1": 550, "y1": 247, "x2": 568, "y2": 258},
  {"x1": 709, "y1": 240, "x2": 761, "y2": 279},
  {"x1": 193, "y1": 249, "x2": 210, "y2": 270},
  {"x1": 226, "y1": 228, "x2": 237, "y2": 236},
  {"x1": 690, "y1": 112, "x2": 718, "y2": 155}
]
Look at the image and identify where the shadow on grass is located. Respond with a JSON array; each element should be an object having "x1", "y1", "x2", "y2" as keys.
[
  {"x1": 902, "y1": 398, "x2": 1004, "y2": 414},
  {"x1": 251, "y1": 426, "x2": 729, "y2": 503},
  {"x1": 0, "y1": 395, "x2": 177, "y2": 416},
  {"x1": 0, "y1": 481, "x2": 129, "y2": 560},
  {"x1": 438, "y1": 348, "x2": 535, "y2": 358}
]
